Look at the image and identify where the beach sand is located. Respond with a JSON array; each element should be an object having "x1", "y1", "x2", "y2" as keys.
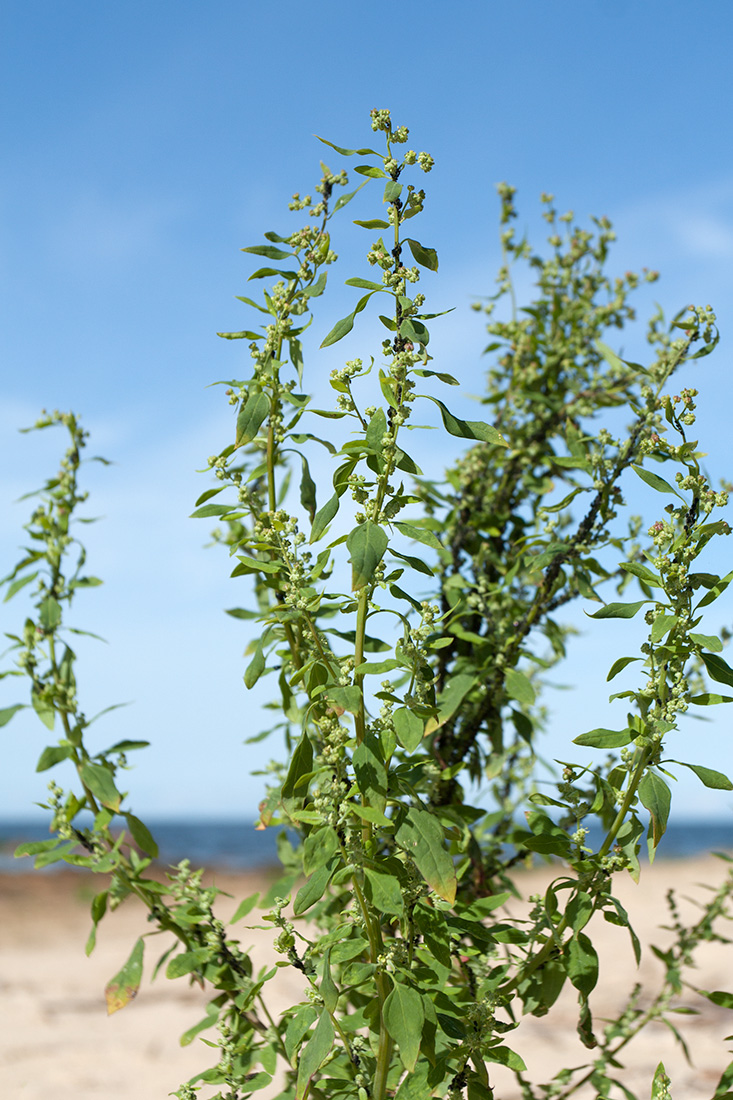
[{"x1": 3, "y1": 856, "x2": 733, "y2": 1099}]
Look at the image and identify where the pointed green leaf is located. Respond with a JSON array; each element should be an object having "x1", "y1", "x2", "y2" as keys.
[
  {"x1": 651, "y1": 1062, "x2": 671, "y2": 1100},
  {"x1": 353, "y1": 218, "x2": 390, "y2": 229},
  {"x1": 293, "y1": 860, "x2": 336, "y2": 916},
  {"x1": 299, "y1": 453, "x2": 317, "y2": 522},
  {"x1": 80, "y1": 763, "x2": 122, "y2": 811},
  {"x1": 573, "y1": 728, "x2": 634, "y2": 748},
  {"x1": 126, "y1": 813, "x2": 159, "y2": 858},
  {"x1": 701, "y1": 652, "x2": 733, "y2": 688},
  {"x1": 315, "y1": 136, "x2": 382, "y2": 157},
  {"x1": 296, "y1": 1008, "x2": 335, "y2": 1099},
  {"x1": 347, "y1": 520, "x2": 388, "y2": 590},
  {"x1": 36, "y1": 744, "x2": 72, "y2": 772},
  {"x1": 229, "y1": 892, "x2": 260, "y2": 923},
  {"x1": 383, "y1": 981, "x2": 424, "y2": 1071},
  {"x1": 565, "y1": 932, "x2": 598, "y2": 997},
  {"x1": 586, "y1": 600, "x2": 647, "y2": 619},
  {"x1": 355, "y1": 164, "x2": 387, "y2": 178},
  {"x1": 619, "y1": 561, "x2": 664, "y2": 587},
  {"x1": 504, "y1": 668, "x2": 535, "y2": 707},
  {"x1": 697, "y1": 569, "x2": 733, "y2": 608},
  {"x1": 364, "y1": 866, "x2": 404, "y2": 917},
  {"x1": 244, "y1": 639, "x2": 266, "y2": 689},
  {"x1": 690, "y1": 632, "x2": 723, "y2": 653},
  {"x1": 670, "y1": 761, "x2": 733, "y2": 790},
  {"x1": 396, "y1": 807, "x2": 456, "y2": 904},
  {"x1": 236, "y1": 391, "x2": 270, "y2": 447},
  {"x1": 422, "y1": 395, "x2": 507, "y2": 446},
  {"x1": 393, "y1": 707, "x2": 423, "y2": 752},
  {"x1": 105, "y1": 937, "x2": 144, "y2": 1014},
  {"x1": 310, "y1": 491, "x2": 340, "y2": 543},
  {"x1": 607, "y1": 656, "x2": 640, "y2": 681},
  {"x1": 405, "y1": 238, "x2": 438, "y2": 272},
  {"x1": 651, "y1": 614, "x2": 677, "y2": 643},
  {"x1": 241, "y1": 244, "x2": 293, "y2": 260},
  {"x1": 320, "y1": 292, "x2": 374, "y2": 348},
  {"x1": 281, "y1": 732, "x2": 313, "y2": 814},
  {"x1": 394, "y1": 521, "x2": 443, "y2": 551},
  {"x1": 639, "y1": 771, "x2": 671, "y2": 846},
  {"x1": 0, "y1": 703, "x2": 25, "y2": 727},
  {"x1": 690, "y1": 692, "x2": 733, "y2": 705},
  {"x1": 39, "y1": 596, "x2": 62, "y2": 631},
  {"x1": 631, "y1": 464, "x2": 684, "y2": 498}
]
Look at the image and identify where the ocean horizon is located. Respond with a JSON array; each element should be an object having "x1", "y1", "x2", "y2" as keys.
[{"x1": 1, "y1": 815, "x2": 732, "y2": 874}]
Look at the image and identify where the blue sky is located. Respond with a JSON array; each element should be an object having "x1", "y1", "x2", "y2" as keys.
[{"x1": 3, "y1": 1, "x2": 733, "y2": 822}]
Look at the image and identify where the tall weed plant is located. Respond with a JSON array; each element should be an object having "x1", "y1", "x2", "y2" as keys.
[{"x1": 5, "y1": 109, "x2": 733, "y2": 1100}]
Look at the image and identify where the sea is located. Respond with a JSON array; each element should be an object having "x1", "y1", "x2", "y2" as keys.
[{"x1": 1, "y1": 816, "x2": 732, "y2": 874}]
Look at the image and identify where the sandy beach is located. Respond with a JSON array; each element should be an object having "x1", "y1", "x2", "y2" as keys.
[{"x1": 3, "y1": 856, "x2": 733, "y2": 1099}]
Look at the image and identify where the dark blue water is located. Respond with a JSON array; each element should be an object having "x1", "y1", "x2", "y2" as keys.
[{"x1": 1, "y1": 816, "x2": 731, "y2": 874}]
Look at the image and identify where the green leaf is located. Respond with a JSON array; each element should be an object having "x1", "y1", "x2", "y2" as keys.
[
  {"x1": 4, "y1": 570, "x2": 39, "y2": 601},
  {"x1": 229, "y1": 893, "x2": 259, "y2": 923},
  {"x1": 281, "y1": 732, "x2": 313, "y2": 814},
  {"x1": 565, "y1": 932, "x2": 598, "y2": 997},
  {"x1": 394, "y1": 521, "x2": 443, "y2": 551},
  {"x1": 690, "y1": 692, "x2": 733, "y2": 706},
  {"x1": 236, "y1": 391, "x2": 270, "y2": 447},
  {"x1": 315, "y1": 136, "x2": 382, "y2": 157},
  {"x1": 701, "y1": 652, "x2": 733, "y2": 688},
  {"x1": 244, "y1": 639, "x2": 266, "y2": 689},
  {"x1": 39, "y1": 596, "x2": 62, "y2": 631},
  {"x1": 396, "y1": 807, "x2": 456, "y2": 904},
  {"x1": 354, "y1": 164, "x2": 387, "y2": 178},
  {"x1": 293, "y1": 860, "x2": 336, "y2": 917},
  {"x1": 347, "y1": 520, "x2": 388, "y2": 590},
  {"x1": 166, "y1": 950, "x2": 205, "y2": 979},
  {"x1": 405, "y1": 238, "x2": 439, "y2": 272},
  {"x1": 353, "y1": 218, "x2": 390, "y2": 229},
  {"x1": 422, "y1": 395, "x2": 507, "y2": 446},
  {"x1": 296, "y1": 1008, "x2": 335, "y2": 1099},
  {"x1": 126, "y1": 813, "x2": 159, "y2": 857},
  {"x1": 310, "y1": 491, "x2": 340, "y2": 543},
  {"x1": 364, "y1": 866, "x2": 404, "y2": 916},
  {"x1": 594, "y1": 339, "x2": 626, "y2": 372},
  {"x1": 326, "y1": 685, "x2": 362, "y2": 715},
  {"x1": 384, "y1": 180, "x2": 403, "y2": 202},
  {"x1": 425, "y1": 673, "x2": 475, "y2": 734},
  {"x1": 690, "y1": 631, "x2": 723, "y2": 653},
  {"x1": 105, "y1": 937, "x2": 144, "y2": 1014},
  {"x1": 320, "y1": 949, "x2": 338, "y2": 1013},
  {"x1": 303, "y1": 826, "x2": 339, "y2": 876},
  {"x1": 651, "y1": 614, "x2": 677, "y2": 643},
  {"x1": 31, "y1": 691, "x2": 55, "y2": 730},
  {"x1": 393, "y1": 707, "x2": 423, "y2": 752},
  {"x1": 619, "y1": 561, "x2": 664, "y2": 588},
  {"x1": 504, "y1": 668, "x2": 535, "y2": 707},
  {"x1": 241, "y1": 244, "x2": 293, "y2": 260},
  {"x1": 586, "y1": 600, "x2": 647, "y2": 619},
  {"x1": 631, "y1": 464, "x2": 684, "y2": 499},
  {"x1": 36, "y1": 744, "x2": 72, "y2": 771},
  {"x1": 345, "y1": 276, "x2": 385, "y2": 291},
  {"x1": 320, "y1": 291, "x2": 374, "y2": 348},
  {"x1": 190, "y1": 502, "x2": 234, "y2": 519},
  {"x1": 573, "y1": 728, "x2": 634, "y2": 749},
  {"x1": 383, "y1": 981, "x2": 424, "y2": 1071},
  {"x1": 217, "y1": 329, "x2": 264, "y2": 340},
  {"x1": 651, "y1": 1062, "x2": 671, "y2": 1100},
  {"x1": 639, "y1": 771, "x2": 671, "y2": 846},
  {"x1": 697, "y1": 569, "x2": 733, "y2": 608},
  {"x1": 80, "y1": 762, "x2": 122, "y2": 812},
  {"x1": 607, "y1": 656, "x2": 640, "y2": 681},
  {"x1": 671, "y1": 761, "x2": 733, "y2": 791},
  {"x1": 298, "y1": 453, "x2": 317, "y2": 522},
  {"x1": 0, "y1": 703, "x2": 24, "y2": 727}
]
